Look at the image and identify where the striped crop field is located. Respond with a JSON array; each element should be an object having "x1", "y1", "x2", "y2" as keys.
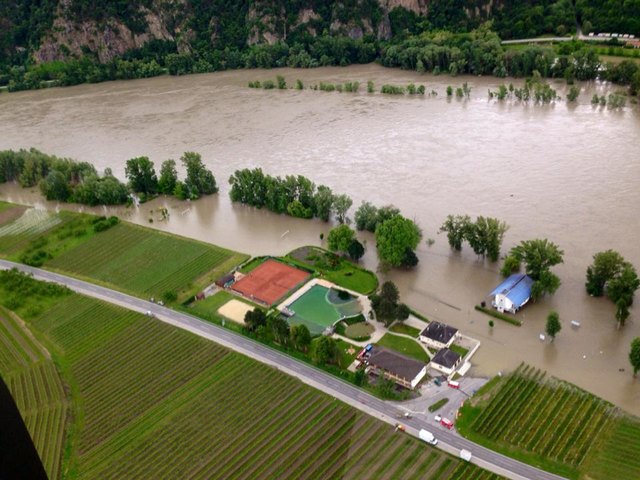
[
  {"x1": 0, "y1": 207, "x2": 65, "y2": 255},
  {"x1": 457, "y1": 364, "x2": 640, "y2": 480},
  {"x1": 0, "y1": 202, "x2": 247, "y2": 300},
  {"x1": 585, "y1": 416, "x2": 640, "y2": 480},
  {"x1": 46, "y1": 221, "x2": 247, "y2": 299},
  {"x1": 13, "y1": 292, "x2": 503, "y2": 480},
  {"x1": 0, "y1": 307, "x2": 68, "y2": 480}
]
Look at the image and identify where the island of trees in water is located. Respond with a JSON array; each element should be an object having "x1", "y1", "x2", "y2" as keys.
[{"x1": 0, "y1": 148, "x2": 217, "y2": 205}]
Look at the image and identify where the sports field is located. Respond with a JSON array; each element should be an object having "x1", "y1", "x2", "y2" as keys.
[
  {"x1": 0, "y1": 273, "x2": 503, "y2": 480},
  {"x1": 457, "y1": 364, "x2": 640, "y2": 480},
  {"x1": 286, "y1": 284, "x2": 362, "y2": 335},
  {"x1": 217, "y1": 299, "x2": 254, "y2": 324},
  {"x1": 232, "y1": 258, "x2": 310, "y2": 305}
]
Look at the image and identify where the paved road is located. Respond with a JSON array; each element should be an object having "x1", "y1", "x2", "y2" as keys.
[
  {"x1": 0, "y1": 260, "x2": 565, "y2": 480},
  {"x1": 501, "y1": 34, "x2": 601, "y2": 45}
]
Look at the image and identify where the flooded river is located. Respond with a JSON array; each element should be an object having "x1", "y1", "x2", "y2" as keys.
[{"x1": 1, "y1": 64, "x2": 639, "y2": 414}]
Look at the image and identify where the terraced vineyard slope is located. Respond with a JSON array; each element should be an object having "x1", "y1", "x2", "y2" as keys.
[
  {"x1": 0, "y1": 204, "x2": 247, "y2": 301},
  {"x1": 0, "y1": 271, "x2": 502, "y2": 480},
  {"x1": 457, "y1": 364, "x2": 640, "y2": 480},
  {"x1": 0, "y1": 306, "x2": 69, "y2": 479}
]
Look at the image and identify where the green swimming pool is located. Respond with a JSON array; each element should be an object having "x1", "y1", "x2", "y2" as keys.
[{"x1": 286, "y1": 285, "x2": 361, "y2": 335}]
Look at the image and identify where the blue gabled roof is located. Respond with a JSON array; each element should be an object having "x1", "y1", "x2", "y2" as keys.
[{"x1": 489, "y1": 274, "x2": 534, "y2": 308}]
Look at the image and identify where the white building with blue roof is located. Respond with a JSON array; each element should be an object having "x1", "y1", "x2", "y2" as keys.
[{"x1": 489, "y1": 273, "x2": 534, "y2": 314}]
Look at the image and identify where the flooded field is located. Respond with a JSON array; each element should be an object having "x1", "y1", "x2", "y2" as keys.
[{"x1": 1, "y1": 64, "x2": 639, "y2": 414}]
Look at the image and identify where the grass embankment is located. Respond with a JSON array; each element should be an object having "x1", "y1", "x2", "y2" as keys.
[
  {"x1": 0, "y1": 205, "x2": 248, "y2": 302},
  {"x1": 449, "y1": 344, "x2": 469, "y2": 359},
  {"x1": 390, "y1": 323, "x2": 421, "y2": 337},
  {"x1": 376, "y1": 333, "x2": 430, "y2": 363},
  {"x1": 0, "y1": 305, "x2": 68, "y2": 480},
  {"x1": 457, "y1": 364, "x2": 640, "y2": 480},
  {"x1": 0, "y1": 272, "x2": 502, "y2": 480},
  {"x1": 428, "y1": 398, "x2": 449, "y2": 413},
  {"x1": 474, "y1": 305, "x2": 522, "y2": 326},
  {"x1": 287, "y1": 246, "x2": 378, "y2": 295}
]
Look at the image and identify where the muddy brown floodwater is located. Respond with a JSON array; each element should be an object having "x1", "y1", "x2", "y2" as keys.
[{"x1": 1, "y1": 64, "x2": 639, "y2": 414}]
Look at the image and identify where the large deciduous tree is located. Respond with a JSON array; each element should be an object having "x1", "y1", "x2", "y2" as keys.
[
  {"x1": 313, "y1": 185, "x2": 334, "y2": 222},
  {"x1": 347, "y1": 239, "x2": 365, "y2": 261},
  {"x1": 333, "y1": 194, "x2": 353, "y2": 224},
  {"x1": 125, "y1": 156, "x2": 158, "y2": 194},
  {"x1": 244, "y1": 308, "x2": 266, "y2": 332},
  {"x1": 439, "y1": 214, "x2": 471, "y2": 251},
  {"x1": 545, "y1": 311, "x2": 561, "y2": 341},
  {"x1": 158, "y1": 159, "x2": 178, "y2": 194},
  {"x1": 181, "y1": 151, "x2": 218, "y2": 196},
  {"x1": 312, "y1": 336, "x2": 338, "y2": 365},
  {"x1": 370, "y1": 281, "x2": 406, "y2": 326},
  {"x1": 440, "y1": 214, "x2": 508, "y2": 262},
  {"x1": 355, "y1": 201, "x2": 379, "y2": 231},
  {"x1": 290, "y1": 324, "x2": 311, "y2": 352},
  {"x1": 506, "y1": 238, "x2": 564, "y2": 300},
  {"x1": 630, "y1": 338, "x2": 640, "y2": 377},
  {"x1": 375, "y1": 215, "x2": 421, "y2": 267},
  {"x1": 327, "y1": 224, "x2": 356, "y2": 254},
  {"x1": 586, "y1": 250, "x2": 626, "y2": 296},
  {"x1": 467, "y1": 216, "x2": 509, "y2": 262},
  {"x1": 586, "y1": 251, "x2": 639, "y2": 327},
  {"x1": 40, "y1": 170, "x2": 71, "y2": 201}
]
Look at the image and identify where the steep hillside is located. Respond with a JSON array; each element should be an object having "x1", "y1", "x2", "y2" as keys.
[{"x1": 2, "y1": 0, "x2": 639, "y2": 69}]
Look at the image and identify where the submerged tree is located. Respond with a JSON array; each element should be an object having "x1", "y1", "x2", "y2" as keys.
[
  {"x1": 507, "y1": 238, "x2": 564, "y2": 300},
  {"x1": 375, "y1": 215, "x2": 421, "y2": 268},
  {"x1": 125, "y1": 156, "x2": 158, "y2": 195},
  {"x1": 545, "y1": 311, "x2": 561, "y2": 341},
  {"x1": 182, "y1": 151, "x2": 218, "y2": 196},
  {"x1": 630, "y1": 338, "x2": 640, "y2": 377},
  {"x1": 439, "y1": 214, "x2": 471, "y2": 251},
  {"x1": 158, "y1": 159, "x2": 178, "y2": 194},
  {"x1": 313, "y1": 185, "x2": 334, "y2": 222},
  {"x1": 327, "y1": 224, "x2": 356, "y2": 254},
  {"x1": 333, "y1": 194, "x2": 353, "y2": 224},
  {"x1": 586, "y1": 251, "x2": 639, "y2": 327}
]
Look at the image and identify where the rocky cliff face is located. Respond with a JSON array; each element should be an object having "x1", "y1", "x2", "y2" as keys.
[{"x1": 27, "y1": 0, "x2": 489, "y2": 63}]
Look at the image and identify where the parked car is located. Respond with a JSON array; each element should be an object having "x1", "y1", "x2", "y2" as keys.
[
  {"x1": 434, "y1": 414, "x2": 442, "y2": 423},
  {"x1": 441, "y1": 418, "x2": 454, "y2": 429}
]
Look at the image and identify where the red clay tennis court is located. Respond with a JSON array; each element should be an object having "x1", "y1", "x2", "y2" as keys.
[{"x1": 232, "y1": 259, "x2": 310, "y2": 306}]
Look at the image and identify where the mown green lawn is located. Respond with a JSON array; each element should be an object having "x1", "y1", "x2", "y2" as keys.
[
  {"x1": 389, "y1": 323, "x2": 421, "y2": 337},
  {"x1": 376, "y1": 333, "x2": 429, "y2": 363}
]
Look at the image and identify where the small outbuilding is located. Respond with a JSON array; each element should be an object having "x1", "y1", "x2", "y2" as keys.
[
  {"x1": 366, "y1": 346, "x2": 427, "y2": 390},
  {"x1": 419, "y1": 322, "x2": 459, "y2": 350},
  {"x1": 488, "y1": 273, "x2": 534, "y2": 314},
  {"x1": 429, "y1": 348, "x2": 462, "y2": 376},
  {"x1": 215, "y1": 273, "x2": 235, "y2": 288}
]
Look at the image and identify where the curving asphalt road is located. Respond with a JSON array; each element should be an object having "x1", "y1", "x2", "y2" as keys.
[{"x1": 0, "y1": 260, "x2": 565, "y2": 480}]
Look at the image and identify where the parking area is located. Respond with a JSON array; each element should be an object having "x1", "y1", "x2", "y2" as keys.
[{"x1": 391, "y1": 375, "x2": 489, "y2": 434}]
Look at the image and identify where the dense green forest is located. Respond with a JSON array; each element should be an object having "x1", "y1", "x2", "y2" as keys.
[{"x1": 1, "y1": 1, "x2": 639, "y2": 94}]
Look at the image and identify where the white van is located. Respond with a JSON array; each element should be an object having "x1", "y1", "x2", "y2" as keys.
[{"x1": 419, "y1": 429, "x2": 438, "y2": 445}]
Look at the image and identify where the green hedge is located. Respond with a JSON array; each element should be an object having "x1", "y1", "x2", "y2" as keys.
[
  {"x1": 428, "y1": 398, "x2": 450, "y2": 412},
  {"x1": 474, "y1": 305, "x2": 521, "y2": 326}
]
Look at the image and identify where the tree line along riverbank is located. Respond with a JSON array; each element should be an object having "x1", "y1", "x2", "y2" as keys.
[{"x1": 1, "y1": 27, "x2": 639, "y2": 100}]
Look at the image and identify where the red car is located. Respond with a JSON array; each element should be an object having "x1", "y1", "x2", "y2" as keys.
[{"x1": 441, "y1": 418, "x2": 454, "y2": 429}]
